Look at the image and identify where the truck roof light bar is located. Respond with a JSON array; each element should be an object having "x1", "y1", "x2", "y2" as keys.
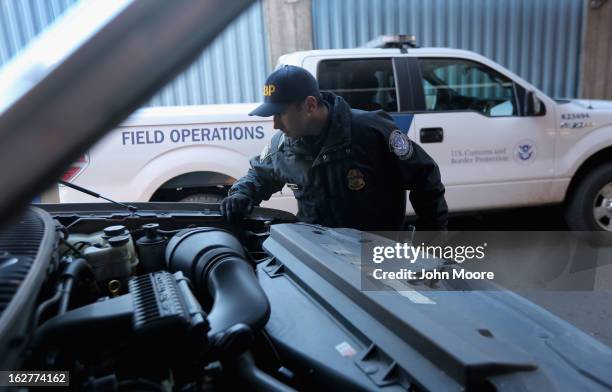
[{"x1": 360, "y1": 35, "x2": 418, "y2": 50}]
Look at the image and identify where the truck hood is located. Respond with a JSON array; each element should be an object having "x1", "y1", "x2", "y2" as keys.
[
  {"x1": 571, "y1": 99, "x2": 612, "y2": 110},
  {"x1": 121, "y1": 102, "x2": 262, "y2": 127}
]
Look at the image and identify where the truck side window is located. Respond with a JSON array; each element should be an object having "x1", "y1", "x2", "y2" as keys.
[
  {"x1": 317, "y1": 59, "x2": 398, "y2": 112},
  {"x1": 419, "y1": 58, "x2": 518, "y2": 117}
]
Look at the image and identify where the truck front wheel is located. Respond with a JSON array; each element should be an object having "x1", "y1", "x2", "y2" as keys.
[
  {"x1": 150, "y1": 186, "x2": 227, "y2": 203},
  {"x1": 565, "y1": 163, "x2": 612, "y2": 231},
  {"x1": 179, "y1": 193, "x2": 224, "y2": 203}
]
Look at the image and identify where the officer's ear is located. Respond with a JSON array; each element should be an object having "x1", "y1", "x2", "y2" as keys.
[{"x1": 304, "y1": 96, "x2": 318, "y2": 114}]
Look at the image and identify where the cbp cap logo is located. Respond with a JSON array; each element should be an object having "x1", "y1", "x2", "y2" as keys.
[
  {"x1": 389, "y1": 130, "x2": 413, "y2": 160},
  {"x1": 347, "y1": 169, "x2": 366, "y2": 191},
  {"x1": 263, "y1": 84, "x2": 276, "y2": 97}
]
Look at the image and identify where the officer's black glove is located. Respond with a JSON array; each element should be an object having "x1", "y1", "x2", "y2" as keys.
[{"x1": 220, "y1": 193, "x2": 253, "y2": 222}]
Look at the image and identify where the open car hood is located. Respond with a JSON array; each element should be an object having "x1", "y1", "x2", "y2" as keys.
[{"x1": 0, "y1": 0, "x2": 254, "y2": 226}]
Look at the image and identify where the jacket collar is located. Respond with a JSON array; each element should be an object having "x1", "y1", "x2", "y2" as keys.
[{"x1": 318, "y1": 92, "x2": 352, "y2": 154}]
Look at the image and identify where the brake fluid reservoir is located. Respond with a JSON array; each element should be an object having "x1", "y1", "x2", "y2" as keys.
[
  {"x1": 66, "y1": 231, "x2": 104, "y2": 245},
  {"x1": 102, "y1": 225, "x2": 138, "y2": 269},
  {"x1": 83, "y1": 235, "x2": 132, "y2": 286}
]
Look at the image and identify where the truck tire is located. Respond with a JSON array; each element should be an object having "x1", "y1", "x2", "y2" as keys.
[
  {"x1": 179, "y1": 193, "x2": 224, "y2": 203},
  {"x1": 565, "y1": 162, "x2": 612, "y2": 231}
]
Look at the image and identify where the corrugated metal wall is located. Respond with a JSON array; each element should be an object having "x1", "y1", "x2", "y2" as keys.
[
  {"x1": 1, "y1": 0, "x2": 585, "y2": 103},
  {"x1": 0, "y1": 0, "x2": 270, "y2": 106},
  {"x1": 0, "y1": 0, "x2": 79, "y2": 64},
  {"x1": 148, "y1": 1, "x2": 270, "y2": 106},
  {"x1": 312, "y1": 0, "x2": 585, "y2": 99},
  {"x1": 581, "y1": 0, "x2": 612, "y2": 99}
]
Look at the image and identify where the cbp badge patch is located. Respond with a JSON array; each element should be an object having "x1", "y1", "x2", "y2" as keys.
[
  {"x1": 347, "y1": 169, "x2": 365, "y2": 191},
  {"x1": 389, "y1": 130, "x2": 413, "y2": 160}
]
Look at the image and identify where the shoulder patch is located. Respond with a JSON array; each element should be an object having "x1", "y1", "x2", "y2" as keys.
[
  {"x1": 277, "y1": 133, "x2": 286, "y2": 150},
  {"x1": 389, "y1": 129, "x2": 413, "y2": 160},
  {"x1": 259, "y1": 142, "x2": 272, "y2": 162},
  {"x1": 259, "y1": 132, "x2": 286, "y2": 162}
]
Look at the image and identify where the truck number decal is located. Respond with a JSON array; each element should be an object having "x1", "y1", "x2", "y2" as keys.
[{"x1": 561, "y1": 113, "x2": 590, "y2": 120}]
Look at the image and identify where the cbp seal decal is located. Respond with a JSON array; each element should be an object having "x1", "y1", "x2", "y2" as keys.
[
  {"x1": 347, "y1": 169, "x2": 365, "y2": 191},
  {"x1": 514, "y1": 140, "x2": 536, "y2": 165},
  {"x1": 389, "y1": 130, "x2": 413, "y2": 160}
]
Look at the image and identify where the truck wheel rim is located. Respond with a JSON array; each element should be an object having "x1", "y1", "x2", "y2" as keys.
[{"x1": 593, "y1": 182, "x2": 612, "y2": 231}]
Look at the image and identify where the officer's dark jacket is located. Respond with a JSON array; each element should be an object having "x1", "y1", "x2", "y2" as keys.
[{"x1": 229, "y1": 93, "x2": 448, "y2": 231}]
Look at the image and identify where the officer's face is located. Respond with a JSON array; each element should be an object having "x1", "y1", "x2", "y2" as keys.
[{"x1": 273, "y1": 97, "x2": 317, "y2": 139}]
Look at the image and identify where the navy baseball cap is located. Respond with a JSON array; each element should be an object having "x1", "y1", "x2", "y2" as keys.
[{"x1": 249, "y1": 65, "x2": 320, "y2": 117}]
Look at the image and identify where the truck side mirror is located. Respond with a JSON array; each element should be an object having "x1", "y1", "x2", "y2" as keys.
[{"x1": 524, "y1": 90, "x2": 542, "y2": 116}]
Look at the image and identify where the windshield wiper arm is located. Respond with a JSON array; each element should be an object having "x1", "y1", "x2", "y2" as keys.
[{"x1": 58, "y1": 180, "x2": 138, "y2": 213}]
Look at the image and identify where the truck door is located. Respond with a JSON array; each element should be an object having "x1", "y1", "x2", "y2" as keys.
[{"x1": 403, "y1": 57, "x2": 557, "y2": 212}]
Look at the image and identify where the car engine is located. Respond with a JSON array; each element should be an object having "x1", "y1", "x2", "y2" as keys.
[
  {"x1": 0, "y1": 204, "x2": 299, "y2": 391},
  {"x1": 1, "y1": 204, "x2": 611, "y2": 392}
]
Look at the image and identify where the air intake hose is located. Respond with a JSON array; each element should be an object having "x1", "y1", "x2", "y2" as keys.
[{"x1": 165, "y1": 228, "x2": 270, "y2": 335}]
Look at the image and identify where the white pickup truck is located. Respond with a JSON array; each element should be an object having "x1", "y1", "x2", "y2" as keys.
[{"x1": 60, "y1": 36, "x2": 612, "y2": 231}]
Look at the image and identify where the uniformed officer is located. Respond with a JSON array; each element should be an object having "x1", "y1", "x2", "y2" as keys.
[{"x1": 221, "y1": 65, "x2": 448, "y2": 231}]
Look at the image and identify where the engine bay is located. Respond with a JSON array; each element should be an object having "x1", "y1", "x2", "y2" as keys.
[
  {"x1": 1, "y1": 204, "x2": 611, "y2": 392},
  {"x1": 0, "y1": 204, "x2": 300, "y2": 391}
]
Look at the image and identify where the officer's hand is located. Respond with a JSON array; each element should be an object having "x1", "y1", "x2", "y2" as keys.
[{"x1": 220, "y1": 194, "x2": 253, "y2": 222}]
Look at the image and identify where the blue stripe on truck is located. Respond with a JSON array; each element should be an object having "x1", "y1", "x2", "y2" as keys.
[{"x1": 390, "y1": 113, "x2": 414, "y2": 137}]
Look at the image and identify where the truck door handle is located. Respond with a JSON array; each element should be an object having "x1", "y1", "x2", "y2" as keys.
[{"x1": 420, "y1": 127, "x2": 444, "y2": 143}]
